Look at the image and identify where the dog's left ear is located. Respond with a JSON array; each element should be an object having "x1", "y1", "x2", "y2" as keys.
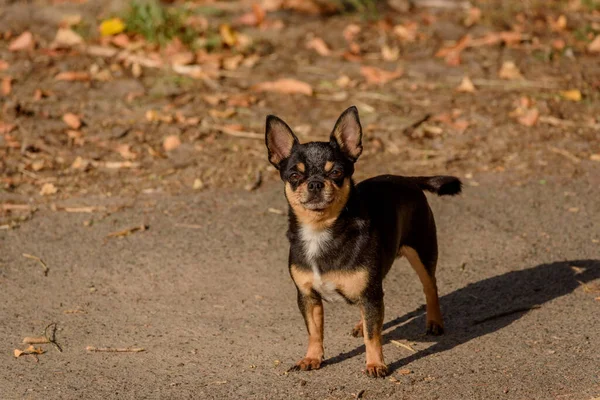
[{"x1": 330, "y1": 106, "x2": 362, "y2": 162}]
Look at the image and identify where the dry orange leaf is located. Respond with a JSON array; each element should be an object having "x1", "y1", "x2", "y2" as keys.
[
  {"x1": 398, "y1": 369, "x2": 412, "y2": 375},
  {"x1": 548, "y1": 15, "x2": 567, "y2": 32},
  {"x1": 0, "y1": 122, "x2": 16, "y2": 134},
  {"x1": 498, "y1": 61, "x2": 523, "y2": 80},
  {"x1": 237, "y1": 3, "x2": 266, "y2": 26},
  {"x1": 436, "y1": 35, "x2": 471, "y2": 66},
  {"x1": 393, "y1": 23, "x2": 418, "y2": 42},
  {"x1": 518, "y1": 108, "x2": 540, "y2": 127},
  {"x1": 51, "y1": 28, "x2": 84, "y2": 48},
  {"x1": 0, "y1": 60, "x2": 8, "y2": 71},
  {"x1": 588, "y1": 35, "x2": 600, "y2": 53},
  {"x1": 343, "y1": 24, "x2": 361, "y2": 43},
  {"x1": 456, "y1": 76, "x2": 476, "y2": 93},
  {"x1": 252, "y1": 78, "x2": 313, "y2": 96},
  {"x1": 40, "y1": 183, "x2": 58, "y2": 196},
  {"x1": 63, "y1": 113, "x2": 82, "y2": 129},
  {"x1": 163, "y1": 135, "x2": 181, "y2": 152},
  {"x1": 220, "y1": 24, "x2": 237, "y2": 47},
  {"x1": 1, "y1": 77, "x2": 12, "y2": 96},
  {"x1": 360, "y1": 66, "x2": 403, "y2": 85},
  {"x1": 560, "y1": 89, "x2": 582, "y2": 102},
  {"x1": 464, "y1": 7, "x2": 481, "y2": 27},
  {"x1": 9, "y1": 31, "x2": 34, "y2": 52},
  {"x1": 306, "y1": 37, "x2": 331, "y2": 56},
  {"x1": 55, "y1": 71, "x2": 91, "y2": 81}
]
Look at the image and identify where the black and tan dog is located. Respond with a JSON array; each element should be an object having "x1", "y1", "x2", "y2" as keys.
[{"x1": 265, "y1": 106, "x2": 461, "y2": 378}]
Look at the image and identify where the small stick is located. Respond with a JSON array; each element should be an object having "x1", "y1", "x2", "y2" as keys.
[
  {"x1": 245, "y1": 171, "x2": 262, "y2": 191},
  {"x1": 44, "y1": 322, "x2": 63, "y2": 353},
  {"x1": 86, "y1": 346, "x2": 145, "y2": 353},
  {"x1": 402, "y1": 114, "x2": 431, "y2": 135},
  {"x1": 390, "y1": 340, "x2": 416, "y2": 353},
  {"x1": 548, "y1": 146, "x2": 580, "y2": 164},
  {"x1": 23, "y1": 336, "x2": 50, "y2": 345},
  {"x1": 215, "y1": 125, "x2": 263, "y2": 140},
  {"x1": 1, "y1": 203, "x2": 33, "y2": 211},
  {"x1": 22, "y1": 253, "x2": 49, "y2": 276},
  {"x1": 106, "y1": 224, "x2": 148, "y2": 238},
  {"x1": 473, "y1": 305, "x2": 541, "y2": 325}
]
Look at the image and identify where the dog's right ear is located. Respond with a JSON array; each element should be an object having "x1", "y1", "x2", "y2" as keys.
[{"x1": 265, "y1": 115, "x2": 299, "y2": 169}]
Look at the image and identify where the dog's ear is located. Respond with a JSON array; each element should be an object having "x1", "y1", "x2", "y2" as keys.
[
  {"x1": 265, "y1": 115, "x2": 299, "y2": 169},
  {"x1": 330, "y1": 106, "x2": 362, "y2": 162}
]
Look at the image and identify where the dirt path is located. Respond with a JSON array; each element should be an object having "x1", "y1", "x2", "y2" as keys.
[{"x1": 1, "y1": 171, "x2": 599, "y2": 399}]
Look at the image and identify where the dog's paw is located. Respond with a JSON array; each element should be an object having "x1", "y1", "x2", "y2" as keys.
[
  {"x1": 351, "y1": 322, "x2": 364, "y2": 338},
  {"x1": 288, "y1": 357, "x2": 322, "y2": 372},
  {"x1": 365, "y1": 363, "x2": 388, "y2": 378},
  {"x1": 426, "y1": 320, "x2": 444, "y2": 336}
]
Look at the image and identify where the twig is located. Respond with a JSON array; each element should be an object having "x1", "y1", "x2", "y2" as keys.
[
  {"x1": 473, "y1": 305, "x2": 541, "y2": 325},
  {"x1": 1, "y1": 203, "x2": 33, "y2": 211},
  {"x1": 471, "y1": 79, "x2": 561, "y2": 90},
  {"x1": 390, "y1": 340, "x2": 416, "y2": 353},
  {"x1": 22, "y1": 253, "x2": 49, "y2": 276},
  {"x1": 106, "y1": 224, "x2": 148, "y2": 238},
  {"x1": 44, "y1": 322, "x2": 63, "y2": 353},
  {"x1": 174, "y1": 223, "x2": 203, "y2": 229},
  {"x1": 402, "y1": 114, "x2": 431, "y2": 135},
  {"x1": 548, "y1": 146, "x2": 580, "y2": 164},
  {"x1": 86, "y1": 346, "x2": 145, "y2": 353},
  {"x1": 23, "y1": 336, "x2": 50, "y2": 345},
  {"x1": 245, "y1": 171, "x2": 262, "y2": 191},
  {"x1": 215, "y1": 125, "x2": 263, "y2": 140}
]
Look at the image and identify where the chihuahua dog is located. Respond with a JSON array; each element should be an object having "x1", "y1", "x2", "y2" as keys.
[{"x1": 265, "y1": 106, "x2": 461, "y2": 378}]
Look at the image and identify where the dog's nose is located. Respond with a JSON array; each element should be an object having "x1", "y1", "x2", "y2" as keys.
[{"x1": 308, "y1": 180, "x2": 324, "y2": 192}]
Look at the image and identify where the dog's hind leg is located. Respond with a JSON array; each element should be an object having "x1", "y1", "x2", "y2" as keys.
[{"x1": 400, "y1": 245, "x2": 444, "y2": 335}]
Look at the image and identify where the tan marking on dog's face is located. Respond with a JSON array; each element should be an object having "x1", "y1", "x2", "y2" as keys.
[
  {"x1": 290, "y1": 264, "x2": 314, "y2": 296},
  {"x1": 324, "y1": 161, "x2": 334, "y2": 172},
  {"x1": 322, "y1": 269, "x2": 368, "y2": 300},
  {"x1": 285, "y1": 178, "x2": 351, "y2": 230},
  {"x1": 296, "y1": 162, "x2": 305, "y2": 173}
]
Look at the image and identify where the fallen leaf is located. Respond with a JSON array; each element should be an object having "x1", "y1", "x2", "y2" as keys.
[
  {"x1": 456, "y1": 76, "x2": 476, "y2": 93},
  {"x1": 51, "y1": 28, "x2": 84, "y2": 48},
  {"x1": 116, "y1": 144, "x2": 137, "y2": 160},
  {"x1": 1, "y1": 77, "x2": 12, "y2": 96},
  {"x1": 9, "y1": 31, "x2": 34, "y2": 52},
  {"x1": 589, "y1": 154, "x2": 600, "y2": 162},
  {"x1": 518, "y1": 108, "x2": 540, "y2": 127},
  {"x1": 381, "y1": 45, "x2": 399, "y2": 61},
  {"x1": 222, "y1": 54, "x2": 244, "y2": 70},
  {"x1": 0, "y1": 60, "x2": 8, "y2": 71},
  {"x1": 393, "y1": 22, "x2": 418, "y2": 42},
  {"x1": 40, "y1": 183, "x2": 58, "y2": 196},
  {"x1": 111, "y1": 33, "x2": 130, "y2": 48},
  {"x1": 343, "y1": 24, "x2": 361, "y2": 43},
  {"x1": 498, "y1": 61, "x2": 523, "y2": 80},
  {"x1": 306, "y1": 37, "x2": 331, "y2": 56},
  {"x1": 436, "y1": 34, "x2": 471, "y2": 66},
  {"x1": 399, "y1": 369, "x2": 412, "y2": 375},
  {"x1": 209, "y1": 108, "x2": 236, "y2": 119},
  {"x1": 62, "y1": 113, "x2": 82, "y2": 129},
  {"x1": 0, "y1": 122, "x2": 16, "y2": 134},
  {"x1": 61, "y1": 14, "x2": 82, "y2": 27},
  {"x1": 163, "y1": 135, "x2": 181, "y2": 151},
  {"x1": 99, "y1": 18, "x2": 125, "y2": 36},
  {"x1": 464, "y1": 7, "x2": 481, "y2": 27},
  {"x1": 560, "y1": 89, "x2": 582, "y2": 102},
  {"x1": 360, "y1": 66, "x2": 403, "y2": 85},
  {"x1": 237, "y1": 3, "x2": 266, "y2": 26},
  {"x1": 170, "y1": 52, "x2": 195, "y2": 66},
  {"x1": 193, "y1": 178, "x2": 204, "y2": 190},
  {"x1": 588, "y1": 35, "x2": 600, "y2": 53},
  {"x1": 252, "y1": 78, "x2": 313, "y2": 96},
  {"x1": 23, "y1": 336, "x2": 50, "y2": 344},
  {"x1": 220, "y1": 24, "x2": 237, "y2": 47},
  {"x1": 552, "y1": 39, "x2": 566, "y2": 50},
  {"x1": 548, "y1": 15, "x2": 567, "y2": 32},
  {"x1": 55, "y1": 71, "x2": 91, "y2": 81}
]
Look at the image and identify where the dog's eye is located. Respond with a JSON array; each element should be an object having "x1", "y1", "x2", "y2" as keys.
[
  {"x1": 289, "y1": 172, "x2": 301, "y2": 181},
  {"x1": 329, "y1": 169, "x2": 343, "y2": 179}
]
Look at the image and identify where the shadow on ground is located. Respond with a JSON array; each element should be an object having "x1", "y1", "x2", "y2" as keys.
[{"x1": 324, "y1": 259, "x2": 600, "y2": 373}]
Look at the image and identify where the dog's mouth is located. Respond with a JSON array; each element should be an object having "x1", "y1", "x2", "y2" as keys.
[{"x1": 301, "y1": 197, "x2": 333, "y2": 211}]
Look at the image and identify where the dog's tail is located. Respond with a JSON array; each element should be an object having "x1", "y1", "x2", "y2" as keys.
[{"x1": 411, "y1": 176, "x2": 462, "y2": 196}]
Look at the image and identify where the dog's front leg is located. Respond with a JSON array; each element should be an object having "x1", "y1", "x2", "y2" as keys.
[
  {"x1": 291, "y1": 290, "x2": 324, "y2": 371},
  {"x1": 360, "y1": 292, "x2": 388, "y2": 378}
]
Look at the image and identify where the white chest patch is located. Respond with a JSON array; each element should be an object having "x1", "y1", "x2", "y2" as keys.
[{"x1": 299, "y1": 225, "x2": 343, "y2": 301}]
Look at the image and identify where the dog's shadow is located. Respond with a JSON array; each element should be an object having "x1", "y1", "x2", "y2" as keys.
[{"x1": 325, "y1": 259, "x2": 600, "y2": 372}]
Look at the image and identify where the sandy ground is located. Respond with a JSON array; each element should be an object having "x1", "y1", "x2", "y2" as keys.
[{"x1": 1, "y1": 167, "x2": 599, "y2": 400}]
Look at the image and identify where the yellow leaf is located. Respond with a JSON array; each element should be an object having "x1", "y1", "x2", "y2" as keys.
[
  {"x1": 560, "y1": 89, "x2": 582, "y2": 102},
  {"x1": 219, "y1": 24, "x2": 237, "y2": 47},
  {"x1": 99, "y1": 18, "x2": 125, "y2": 37}
]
